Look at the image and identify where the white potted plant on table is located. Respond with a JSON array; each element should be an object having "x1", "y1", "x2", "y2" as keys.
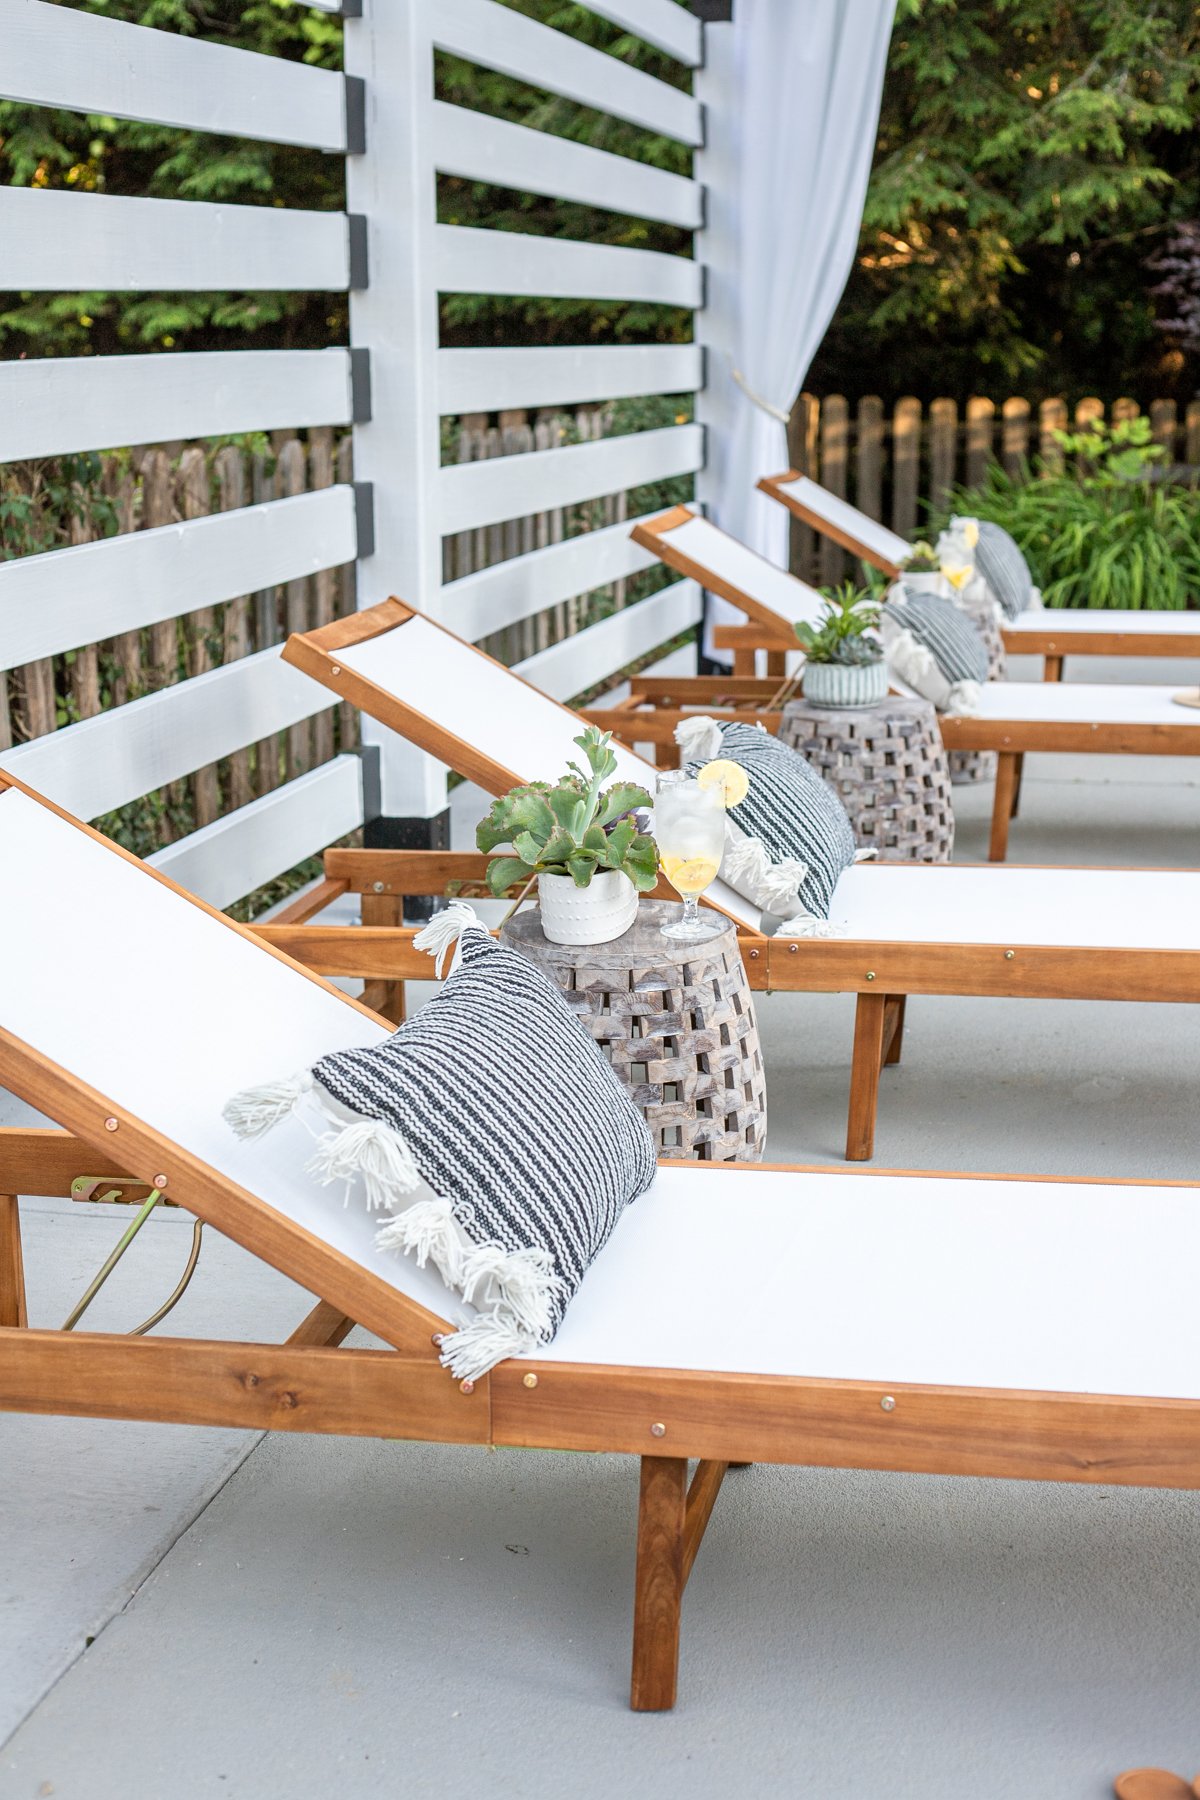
[
  {"x1": 795, "y1": 583, "x2": 887, "y2": 709},
  {"x1": 477, "y1": 726, "x2": 660, "y2": 946}
]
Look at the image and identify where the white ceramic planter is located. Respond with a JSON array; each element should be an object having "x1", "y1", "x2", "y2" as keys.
[
  {"x1": 802, "y1": 658, "x2": 888, "y2": 710},
  {"x1": 537, "y1": 868, "x2": 638, "y2": 946}
]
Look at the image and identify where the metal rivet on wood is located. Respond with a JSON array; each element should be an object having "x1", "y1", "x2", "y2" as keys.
[
  {"x1": 778, "y1": 694, "x2": 955, "y2": 864},
  {"x1": 500, "y1": 900, "x2": 767, "y2": 1164}
]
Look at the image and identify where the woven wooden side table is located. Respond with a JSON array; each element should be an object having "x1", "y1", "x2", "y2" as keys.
[
  {"x1": 500, "y1": 901, "x2": 767, "y2": 1163},
  {"x1": 948, "y1": 593, "x2": 1006, "y2": 787},
  {"x1": 778, "y1": 693, "x2": 955, "y2": 862}
]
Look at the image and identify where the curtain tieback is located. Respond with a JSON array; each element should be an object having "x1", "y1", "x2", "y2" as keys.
[{"x1": 731, "y1": 367, "x2": 791, "y2": 425}]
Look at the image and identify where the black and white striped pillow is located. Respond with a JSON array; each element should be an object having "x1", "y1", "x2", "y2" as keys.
[
  {"x1": 224, "y1": 908, "x2": 655, "y2": 1380},
  {"x1": 682, "y1": 718, "x2": 856, "y2": 926},
  {"x1": 884, "y1": 586, "x2": 989, "y2": 709},
  {"x1": 971, "y1": 520, "x2": 1034, "y2": 621}
]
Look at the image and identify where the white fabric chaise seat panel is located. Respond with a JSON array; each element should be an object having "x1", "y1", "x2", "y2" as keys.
[
  {"x1": 827, "y1": 861, "x2": 1200, "y2": 950},
  {"x1": 5, "y1": 782, "x2": 1200, "y2": 1406},
  {"x1": 326, "y1": 611, "x2": 758, "y2": 927},
  {"x1": 640, "y1": 515, "x2": 1200, "y2": 729},
  {"x1": 1008, "y1": 608, "x2": 1200, "y2": 639},
  {"x1": 766, "y1": 473, "x2": 912, "y2": 571}
]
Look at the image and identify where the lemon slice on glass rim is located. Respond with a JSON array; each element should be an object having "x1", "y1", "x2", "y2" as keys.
[{"x1": 696, "y1": 758, "x2": 749, "y2": 807}]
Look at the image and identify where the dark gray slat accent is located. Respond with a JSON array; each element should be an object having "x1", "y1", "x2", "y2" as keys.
[
  {"x1": 344, "y1": 75, "x2": 367, "y2": 155},
  {"x1": 340, "y1": 0, "x2": 364, "y2": 15},
  {"x1": 690, "y1": 0, "x2": 734, "y2": 17},
  {"x1": 350, "y1": 347, "x2": 372, "y2": 424},
  {"x1": 348, "y1": 214, "x2": 370, "y2": 290},
  {"x1": 353, "y1": 481, "x2": 375, "y2": 559}
]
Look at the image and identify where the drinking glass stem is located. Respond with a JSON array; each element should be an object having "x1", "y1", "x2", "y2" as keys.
[{"x1": 681, "y1": 894, "x2": 700, "y2": 929}]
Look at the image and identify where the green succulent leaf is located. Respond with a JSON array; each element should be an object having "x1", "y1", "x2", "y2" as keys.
[
  {"x1": 567, "y1": 849, "x2": 599, "y2": 888},
  {"x1": 593, "y1": 782, "x2": 653, "y2": 829},
  {"x1": 485, "y1": 856, "x2": 536, "y2": 898}
]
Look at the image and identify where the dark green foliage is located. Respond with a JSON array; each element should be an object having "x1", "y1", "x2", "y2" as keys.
[
  {"x1": 813, "y1": 0, "x2": 1200, "y2": 403},
  {"x1": 931, "y1": 419, "x2": 1200, "y2": 609}
]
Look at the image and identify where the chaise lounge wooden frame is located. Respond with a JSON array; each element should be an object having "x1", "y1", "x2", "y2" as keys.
[
  {"x1": 756, "y1": 469, "x2": 1200, "y2": 682},
  {"x1": 626, "y1": 506, "x2": 1200, "y2": 862},
  {"x1": 279, "y1": 599, "x2": 1200, "y2": 1163},
  {"x1": 5, "y1": 767, "x2": 1200, "y2": 1713}
]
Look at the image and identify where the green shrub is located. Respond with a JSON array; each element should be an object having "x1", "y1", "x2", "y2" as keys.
[{"x1": 933, "y1": 419, "x2": 1200, "y2": 612}]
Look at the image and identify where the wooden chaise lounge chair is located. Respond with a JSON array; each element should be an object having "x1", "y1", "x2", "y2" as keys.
[
  {"x1": 4, "y1": 769, "x2": 1200, "y2": 1712},
  {"x1": 280, "y1": 600, "x2": 1200, "y2": 1162},
  {"x1": 757, "y1": 469, "x2": 1200, "y2": 682},
  {"x1": 627, "y1": 507, "x2": 1200, "y2": 862}
]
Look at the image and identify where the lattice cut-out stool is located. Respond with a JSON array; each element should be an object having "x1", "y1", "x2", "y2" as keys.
[
  {"x1": 949, "y1": 591, "x2": 1007, "y2": 787},
  {"x1": 778, "y1": 693, "x2": 955, "y2": 862},
  {"x1": 500, "y1": 901, "x2": 767, "y2": 1162}
]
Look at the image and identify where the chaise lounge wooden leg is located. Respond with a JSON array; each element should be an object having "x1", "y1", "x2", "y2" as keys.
[
  {"x1": 988, "y1": 753, "x2": 1018, "y2": 862},
  {"x1": 846, "y1": 991, "x2": 888, "y2": 1161},
  {"x1": 631, "y1": 1456, "x2": 729, "y2": 1712},
  {"x1": 883, "y1": 994, "x2": 907, "y2": 1066},
  {"x1": 360, "y1": 893, "x2": 407, "y2": 1025},
  {"x1": 631, "y1": 1456, "x2": 688, "y2": 1711},
  {"x1": 0, "y1": 1195, "x2": 27, "y2": 1329},
  {"x1": 1009, "y1": 752, "x2": 1025, "y2": 819},
  {"x1": 1043, "y1": 653, "x2": 1064, "y2": 682}
]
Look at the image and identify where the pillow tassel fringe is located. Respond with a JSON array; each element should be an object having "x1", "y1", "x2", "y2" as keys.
[
  {"x1": 673, "y1": 713, "x2": 724, "y2": 763},
  {"x1": 774, "y1": 913, "x2": 848, "y2": 940},
  {"x1": 222, "y1": 1070, "x2": 314, "y2": 1140},
  {"x1": 413, "y1": 899, "x2": 488, "y2": 978},
  {"x1": 306, "y1": 1116, "x2": 422, "y2": 1212},
  {"x1": 376, "y1": 1199, "x2": 564, "y2": 1380},
  {"x1": 722, "y1": 830, "x2": 809, "y2": 918},
  {"x1": 944, "y1": 678, "x2": 982, "y2": 716}
]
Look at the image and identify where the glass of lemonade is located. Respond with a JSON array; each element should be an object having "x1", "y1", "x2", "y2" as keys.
[{"x1": 655, "y1": 772, "x2": 727, "y2": 942}]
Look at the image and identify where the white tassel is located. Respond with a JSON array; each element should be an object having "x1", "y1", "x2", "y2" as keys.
[
  {"x1": 376, "y1": 1201, "x2": 564, "y2": 1379},
  {"x1": 722, "y1": 829, "x2": 807, "y2": 917},
  {"x1": 413, "y1": 899, "x2": 486, "y2": 978},
  {"x1": 673, "y1": 714, "x2": 724, "y2": 763},
  {"x1": 944, "y1": 679, "x2": 982, "y2": 716},
  {"x1": 222, "y1": 1069, "x2": 313, "y2": 1141},
  {"x1": 1028, "y1": 586, "x2": 1045, "y2": 611},
  {"x1": 307, "y1": 1116, "x2": 421, "y2": 1212},
  {"x1": 774, "y1": 913, "x2": 848, "y2": 940},
  {"x1": 854, "y1": 847, "x2": 879, "y2": 862}
]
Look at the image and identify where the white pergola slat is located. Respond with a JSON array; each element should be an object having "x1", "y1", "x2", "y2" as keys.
[
  {"x1": 431, "y1": 102, "x2": 702, "y2": 228},
  {"x1": 434, "y1": 226, "x2": 702, "y2": 307},
  {"x1": 0, "y1": 0, "x2": 350, "y2": 150},
  {"x1": 0, "y1": 488, "x2": 358, "y2": 671},
  {"x1": 577, "y1": 1, "x2": 702, "y2": 65},
  {"x1": 434, "y1": 511, "x2": 661, "y2": 640},
  {"x1": 0, "y1": 350, "x2": 354, "y2": 463},
  {"x1": 436, "y1": 344, "x2": 702, "y2": 415},
  {"x1": 517, "y1": 577, "x2": 702, "y2": 701},
  {"x1": 0, "y1": 648, "x2": 333, "y2": 822},
  {"x1": 150, "y1": 757, "x2": 364, "y2": 910},
  {"x1": 431, "y1": 0, "x2": 702, "y2": 146},
  {"x1": 1, "y1": 187, "x2": 353, "y2": 293},
  {"x1": 438, "y1": 423, "x2": 704, "y2": 535}
]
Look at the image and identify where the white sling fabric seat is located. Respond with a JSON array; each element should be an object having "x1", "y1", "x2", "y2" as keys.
[
  {"x1": 4, "y1": 779, "x2": 1200, "y2": 1404},
  {"x1": 762, "y1": 473, "x2": 1200, "y2": 647},
  {"x1": 636, "y1": 512, "x2": 1200, "y2": 730}
]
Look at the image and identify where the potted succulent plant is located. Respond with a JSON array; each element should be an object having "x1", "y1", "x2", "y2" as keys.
[
  {"x1": 899, "y1": 540, "x2": 945, "y2": 596},
  {"x1": 795, "y1": 583, "x2": 887, "y2": 709},
  {"x1": 476, "y1": 726, "x2": 659, "y2": 945}
]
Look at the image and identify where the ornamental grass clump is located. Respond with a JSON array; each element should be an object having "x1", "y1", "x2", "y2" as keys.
[
  {"x1": 935, "y1": 418, "x2": 1200, "y2": 612},
  {"x1": 477, "y1": 726, "x2": 659, "y2": 895}
]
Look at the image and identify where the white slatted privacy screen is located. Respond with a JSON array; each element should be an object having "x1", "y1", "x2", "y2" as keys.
[{"x1": 0, "y1": 0, "x2": 706, "y2": 910}]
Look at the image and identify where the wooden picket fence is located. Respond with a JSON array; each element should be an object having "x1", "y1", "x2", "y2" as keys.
[{"x1": 785, "y1": 393, "x2": 1200, "y2": 585}]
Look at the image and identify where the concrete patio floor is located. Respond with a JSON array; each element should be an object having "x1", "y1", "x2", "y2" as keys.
[{"x1": 2, "y1": 652, "x2": 1199, "y2": 1800}]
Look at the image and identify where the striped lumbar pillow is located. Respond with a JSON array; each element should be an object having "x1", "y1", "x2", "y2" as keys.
[
  {"x1": 883, "y1": 585, "x2": 988, "y2": 713},
  {"x1": 676, "y1": 717, "x2": 857, "y2": 936},
  {"x1": 223, "y1": 903, "x2": 656, "y2": 1380},
  {"x1": 966, "y1": 518, "x2": 1035, "y2": 621}
]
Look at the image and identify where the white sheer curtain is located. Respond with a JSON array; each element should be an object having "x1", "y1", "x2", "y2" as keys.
[{"x1": 705, "y1": 0, "x2": 895, "y2": 653}]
